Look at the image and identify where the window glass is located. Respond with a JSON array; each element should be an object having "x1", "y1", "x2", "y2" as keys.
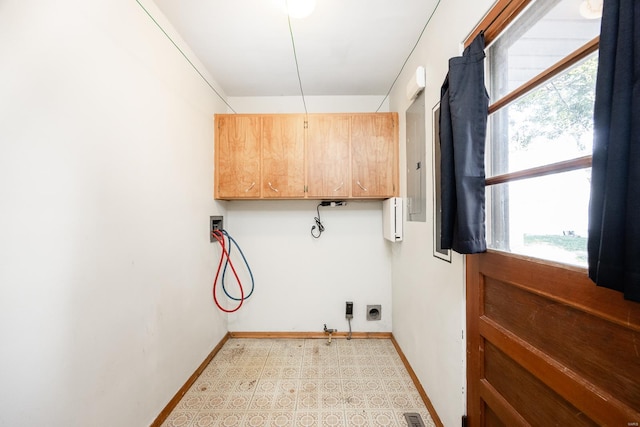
[
  {"x1": 488, "y1": 0, "x2": 601, "y2": 100},
  {"x1": 487, "y1": 54, "x2": 597, "y2": 176},
  {"x1": 486, "y1": 169, "x2": 591, "y2": 267}
]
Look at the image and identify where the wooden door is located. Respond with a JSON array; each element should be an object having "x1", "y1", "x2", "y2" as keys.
[
  {"x1": 351, "y1": 113, "x2": 398, "y2": 198},
  {"x1": 466, "y1": 251, "x2": 640, "y2": 426},
  {"x1": 214, "y1": 115, "x2": 261, "y2": 199},
  {"x1": 306, "y1": 114, "x2": 350, "y2": 198},
  {"x1": 261, "y1": 115, "x2": 305, "y2": 198}
]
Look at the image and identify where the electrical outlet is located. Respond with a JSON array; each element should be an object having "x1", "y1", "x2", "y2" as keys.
[
  {"x1": 345, "y1": 301, "x2": 353, "y2": 319},
  {"x1": 210, "y1": 216, "x2": 223, "y2": 242},
  {"x1": 320, "y1": 200, "x2": 346, "y2": 207}
]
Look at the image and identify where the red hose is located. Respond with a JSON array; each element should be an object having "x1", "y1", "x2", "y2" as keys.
[{"x1": 211, "y1": 230, "x2": 244, "y2": 312}]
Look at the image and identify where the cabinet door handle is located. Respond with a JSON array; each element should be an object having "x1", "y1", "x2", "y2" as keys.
[
  {"x1": 244, "y1": 182, "x2": 256, "y2": 192},
  {"x1": 333, "y1": 182, "x2": 344, "y2": 192},
  {"x1": 356, "y1": 181, "x2": 368, "y2": 191},
  {"x1": 268, "y1": 182, "x2": 279, "y2": 192}
]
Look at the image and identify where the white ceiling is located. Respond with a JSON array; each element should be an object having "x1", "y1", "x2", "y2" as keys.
[{"x1": 151, "y1": 0, "x2": 440, "y2": 97}]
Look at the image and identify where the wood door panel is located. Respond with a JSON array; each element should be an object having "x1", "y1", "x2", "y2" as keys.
[
  {"x1": 261, "y1": 115, "x2": 305, "y2": 198},
  {"x1": 484, "y1": 341, "x2": 600, "y2": 427},
  {"x1": 479, "y1": 316, "x2": 638, "y2": 426},
  {"x1": 467, "y1": 251, "x2": 640, "y2": 427},
  {"x1": 350, "y1": 113, "x2": 398, "y2": 198},
  {"x1": 484, "y1": 277, "x2": 640, "y2": 410},
  {"x1": 484, "y1": 404, "x2": 508, "y2": 427},
  {"x1": 215, "y1": 115, "x2": 261, "y2": 199},
  {"x1": 479, "y1": 380, "x2": 529, "y2": 426},
  {"x1": 306, "y1": 114, "x2": 350, "y2": 198}
]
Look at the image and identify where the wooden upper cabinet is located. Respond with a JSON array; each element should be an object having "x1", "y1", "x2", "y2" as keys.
[
  {"x1": 351, "y1": 113, "x2": 398, "y2": 198},
  {"x1": 214, "y1": 112, "x2": 398, "y2": 200},
  {"x1": 306, "y1": 114, "x2": 351, "y2": 198},
  {"x1": 261, "y1": 115, "x2": 305, "y2": 198},
  {"x1": 215, "y1": 115, "x2": 261, "y2": 199}
]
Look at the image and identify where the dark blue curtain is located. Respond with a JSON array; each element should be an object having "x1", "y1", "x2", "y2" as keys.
[
  {"x1": 439, "y1": 33, "x2": 489, "y2": 254},
  {"x1": 588, "y1": 0, "x2": 640, "y2": 302}
]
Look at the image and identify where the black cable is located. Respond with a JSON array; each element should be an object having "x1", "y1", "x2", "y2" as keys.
[
  {"x1": 311, "y1": 203, "x2": 325, "y2": 238},
  {"x1": 375, "y1": 0, "x2": 442, "y2": 112}
]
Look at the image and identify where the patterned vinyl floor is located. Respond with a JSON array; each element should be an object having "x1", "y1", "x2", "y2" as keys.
[{"x1": 161, "y1": 338, "x2": 435, "y2": 427}]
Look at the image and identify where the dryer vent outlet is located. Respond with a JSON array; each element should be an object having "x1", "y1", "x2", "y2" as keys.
[{"x1": 366, "y1": 305, "x2": 381, "y2": 321}]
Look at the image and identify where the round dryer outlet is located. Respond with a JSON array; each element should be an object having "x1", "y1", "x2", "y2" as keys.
[{"x1": 366, "y1": 305, "x2": 381, "y2": 321}]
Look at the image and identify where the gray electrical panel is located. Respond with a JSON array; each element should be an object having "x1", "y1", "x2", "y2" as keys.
[{"x1": 405, "y1": 90, "x2": 426, "y2": 222}]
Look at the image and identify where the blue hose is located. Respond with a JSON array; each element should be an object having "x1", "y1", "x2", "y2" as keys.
[{"x1": 220, "y1": 230, "x2": 255, "y2": 301}]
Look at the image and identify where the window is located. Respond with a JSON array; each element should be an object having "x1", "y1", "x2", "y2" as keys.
[{"x1": 483, "y1": 0, "x2": 601, "y2": 267}]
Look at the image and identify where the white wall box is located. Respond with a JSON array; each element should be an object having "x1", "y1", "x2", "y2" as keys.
[{"x1": 383, "y1": 197, "x2": 403, "y2": 242}]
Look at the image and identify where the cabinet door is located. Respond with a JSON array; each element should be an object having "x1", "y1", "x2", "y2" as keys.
[
  {"x1": 351, "y1": 113, "x2": 398, "y2": 198},
  {"x1": 261, "y1": 115, "x2": 305, "y2": 198},
  {"x1": 215, "y1": 115, "x2": 261, "y2": 199},
  {"x1": 306, "y1": 115, "x2": 350, "y2": 198}
]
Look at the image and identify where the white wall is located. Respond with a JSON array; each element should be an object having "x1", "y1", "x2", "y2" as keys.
[
  {"x1": 0, "y1": 1, "x2": 228, "y2": 426},
  {"x1": 227, "y1": 95, "x2": 389, "y2": 114},
  {"x1": 220, "y1": 96, "x2": 393, "y2": 333},
  {"x1": 225, "y1": 200, "x2": 392, "y2": 333},
  {"x1": 388, "y1": 1, "x2": 494, "y2": 426}
]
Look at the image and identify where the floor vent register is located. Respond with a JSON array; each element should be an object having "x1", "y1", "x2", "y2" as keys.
[{"x1": 403, "y1": 412, "x2": 427, "y2": 427}]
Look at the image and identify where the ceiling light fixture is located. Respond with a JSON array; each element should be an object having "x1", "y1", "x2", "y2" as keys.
[
  {"x1": 579, "y1": 0, "x2": 603, "y2": 19},
  {"x1": 278, "y1": 0, "x2": 317, "y2": 19}
]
